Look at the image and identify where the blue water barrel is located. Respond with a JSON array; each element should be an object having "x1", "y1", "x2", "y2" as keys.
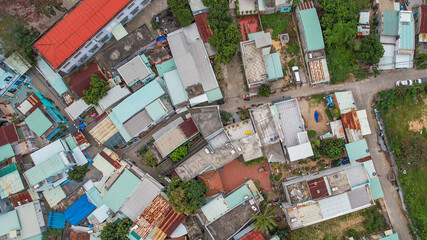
[{"x1": 156, "y1": 36, "x2": 166, "y2": 42}]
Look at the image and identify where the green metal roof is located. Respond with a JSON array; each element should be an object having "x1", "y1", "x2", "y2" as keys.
[
  {"x1": 206, "y1": 87, "x2": 223, "y2": 103},
  {"x1": 382, "y1": 233, "x2": 399, "y2": 240},
  {"x1": 43, "y1": 186, "x2": 66, "y2": 208},
  {"x1": 345, "y1": 139, "x2": 370, "y2": 164},
  {"x1": 24, "y1": 154, "x2": 67, "y2": 186},
  {"x1": 87, "y1": 187, "x2": 103, "y2": 208},
  {"x1": 111, "y1": 80, "x2": 165, "y2": 123},
  {"x1": 103, "y1": 170, "x2": 140, "y2": 212},
  {"x1": 248, "y1": 31, "x2": 265, "y2": 41},
  {"x1": 264, "y1": 53, "x2": 284, "y2": 80},
  {"x1": 0, "y1": 164, "x2": 25, "y2": 198},
  {"x1": 112, "y1": 23, "x2": 128, "y2": 41},
  {"x1": 298, "y1": 7, "x2": 325, "y2": 51},
  {"x1": 156, "y1": 58, "x2": 177, "y2": 78},
  {"x1": 369, "y1": 177, "x2": 384, "y2": 200},
  {"x1": 25, "y1": 108, "x2": 53, "y2": 137},
  {"x1": 37, "y1": 57, "x2": 68, "y2": 95},
  {"x1": 399, "y1": 18, "x2": 415, "y2": 50},
  {"x1": 164, "y1": 69, "x2": 188, "y2": 105},
  {"x1": 65, "y1": 136, "x2": 77, "y2": 150},
  {"x1": 225, "y1": 184, "x2": 252, "y2": 209},
  {"x1": 382, "y1": 11, "x2": 399, "y2": 36},
  {"x1": 127, "y1": 231, "x2": 141, "y2": 240},
  {"x1": 0, "y1": 143, "x2": 15, "y2": 162},
  {"x1": 0, "y1": 210, "x2": 20, "y2": 237},
  {"x1": 146, "y1": 100, "x2": 167, "y2": 121}
]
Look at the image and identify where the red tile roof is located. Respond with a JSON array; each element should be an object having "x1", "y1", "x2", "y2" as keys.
[
  {"x1": 158, "y1": 209, "x2": 186, "y2": 236},
  {"x1": 100, "y1": 151, "x2": 121, "y2": 169},
  {"x1": 198, "y1": 171, "x2": 224, "y2": 196},
  {"x1": 70, "y1": 231, "x2": 90, "y2": 240},
  {"x1": 241, "y1": 230, "x2": 265, "y2": 240},
  {"x1": 34, "y1": 0, "x2": 133, "y2": 69},
  {"x1": 70, "y1": 63, "x2": 107, "y2": 97},
  {"x1": 71, "y1": 131, "x2": 90, "y2": 148},
  {"x1": 178, "y1": 118, "x2": 199, "y2": 139},
  {"x1": 420, "y1": 5, "x2": 427, "y2": 33},
  {"x1": 194, "y1": 13, "x2": 213, "y2": 43},
  {"x1": 298, "y1": 1, "x2": 314, "y2": 10},
  {"x1": 9, "y1": 191, "x2": 34, "y2": 207},
  {"x1": 307, "y1": 177, "x2": 329, "y2": 200},
  {"x1": 25, "y1": 93, "x2": 43, "y2": 114},
  {"x1": 0, "y1": 124, "x2": 18, "y2": 146}
]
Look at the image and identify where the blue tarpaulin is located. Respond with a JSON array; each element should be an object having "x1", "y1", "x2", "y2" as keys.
[
  {"x1": 314, "y1": 111, "x2": 319, "y2": 122},
  {"x1": 64, "y1": 194, "x2": 96, "y2": 225},
  {"x1": 48, "y1": 212, "x2": 66, "y2": 229}
]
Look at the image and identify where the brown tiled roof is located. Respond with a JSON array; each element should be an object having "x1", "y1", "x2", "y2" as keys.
[
  {"x1": 100, "y1": 151, "x2": 121, "y2": 169},
  {"x1": 9, "y1": 191, "x2": 33, "y2": 207},
  {"x1": 25, "y1": 93, "x2": 43, "y2": 114},
  {"x1": 71, "y1": 131, "x2": 90, "y2": 148},
  {"x1": 307, "y1": 177, "x2": 328, "y2": 200},
  {"x1": 198, "y1": 171, "x2": 224, "y2": 196},
  {"x1": 0, "y1": 124, "x2": 18, "y2": 146},
  {"x1": 151, "y1": 228, "x2": 168, "y2": 240},
  {"x1": 70, "y1": 231, "x2": 90, "y2": 240},
  {"x1": 158, "y1": 209, "x2": 186, "y2": 236},
  {"x1": 134, "y1": 195, "x2": 173, "y2": 239},
  {"x1": 241, "y1": 230, "x2": 265, "y2": 240},
  {"x1": 70, "y1": 63, "x2": 107, "y2": 97},
  {"x1": 178, "y1": 118, "x2": 198, "y2": 139},
  {"x1": 194, "y1": 13, "x2": 213, "y2": 43},
  {"x1": 421, "y1": 5, "x2": 427, "y2": 33}
]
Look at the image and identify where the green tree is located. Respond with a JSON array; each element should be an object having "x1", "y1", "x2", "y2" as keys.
[
  {"x1": 258, "y1": 84, "x2": 271, "y2": 97},
  {"x1": 170, "y1": 145, "x2": 188, "y2": 162},
  {"x1": 239, "y1": 108, "x2": 250, "y2": 120},
  {"x1": 35, "y1": 0, "x2": 67, "y2": 18},
  {"x1": 83, "y1": 75, "x2": 110, "y2": 105},
  {"x1": 67, "y1": 164, "x2": 90, "y2": 183},
  {"x1": 167, "y1": 0, "x2": 194, "y2": 27},
  {"x1": 167, "y1": 177, "x2": 207, "y2": 215},
  {"x1": 42, "y1": 228, "x2": 62, "y2": 240},
  {"x1": 100, "y1": 218, "x2": 132, "y2": 240},
  {"x1": 319, "y1": 138, "x2": 346, "y2": 159},
  {"x1": 0, "y1": 15, "x2": 40, "y2": 65},
  {"x1": 220, "y1": 110, "x2": 232, "y2": 123},
  {"x1": 209, "y1": 24, "x2": 242, "y2": 64},
  {"x1": 307, "y1": 130, "x2": 317, "y2": 138},
  {"x1": 251, "y1": 205, "x2": 277, "y2": 234},
  {"x1": 355, "y1": 34, "x2": 384, "y2": 64},
  {"x1": 271, "y1": 227, "x2": 290, "y2": 240}
]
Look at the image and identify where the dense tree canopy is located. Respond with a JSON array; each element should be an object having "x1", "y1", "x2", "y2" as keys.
[
  {"x1": 258, "y1": 84, "x2": 271, "y2": 97},
  {"x1": 35, "y1": 0, "x2": 67, "y2": 18},
  {"x1": 83, "y1": 75, "x2": 110, "y2": 105},
  {"x1": 319, "y1": 138, "x2": 346, "y2": 159},
  {"x1": 167, "y1": 177, "x2": 207, "y2": 215},
  {"x1": 167, "y1": 0, "x2": 194, "y2": 27},
  {"x1": 67, "y1": 164, "x2": 90, "y2": 183},
  {"x1": 0, "y1": 15, "x2": 39, "y2": 65},
  {"x1": 100, "y1": 218, "x2": 132, "y2": 240},
  {"x1": 355, "y1": 34, "x2": 385, "y2": 64}
]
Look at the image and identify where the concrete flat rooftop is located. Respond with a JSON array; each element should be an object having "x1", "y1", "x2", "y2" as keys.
[
  {"x1": 286, "y1": 181, "x2": 311, "y2": 204},
  {"x1": 274, "y1": 99, "x2": 305, "y2": 147},
  {"x1": 250, "y1": 105, "x2": 280, "y2": 146},
  {"x1": 190, "y1": 106, "x2": 222, "y2": 138},
  {"x1": 241, "y1": 41, "x2": 268, "y2": 84}
]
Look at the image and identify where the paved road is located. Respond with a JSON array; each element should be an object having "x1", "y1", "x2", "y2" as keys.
[{"x1": 222, "y1": 68, "x2": 427, "y2": 240}]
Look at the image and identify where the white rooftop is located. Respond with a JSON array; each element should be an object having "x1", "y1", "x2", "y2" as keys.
[
  {"x1": 65, "y1": 99, "x2": 92, "y2": 120},
  {"x1": 117, "y1": 55, "x2": 151, "y2": 86},
  {"x1": 30, "y1": 139, "x2": 69, "y2": 165}
]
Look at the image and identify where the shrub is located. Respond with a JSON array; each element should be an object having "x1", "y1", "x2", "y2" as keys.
[
  {"x1": 241, "y1": 156, "x2": 268, "y2": 167},
  {"x1": 325, "y1": 108, "x2": 333, "y2": 120},
  {"x1": 170, "y1": 146, "x2": 188, "y2": 162},
  {"x1": 141, "y1": 151, "x2": 157, "y2": 168},
  {"x1": 151, "y1": 18, "x2": 159, "y2": 30},
  {"x1": 67, "y1": 164, "x2": 89, "y2": 182},
  {"x1": 258, "y1": 84, "x2": 271, "y2": 97},
  {"x1": 220, "y1": 110, "x2": 232, "y2": 123},
  {"x1": 100, "y1": 218, "x2": 132, "y2": 240},
  {"x1": 239, "y1": 108, "x2": 250, "y2": 120},
  {"x1": 83, "y1": 75, "x2": 109, "y2": 105},
  {"x1": 307, "y1": 130, "x2": 317, "y2": 138},
  {"x1": 167, "y1": 177, "x2": 207, "y2": 215},
  {"x1": 287, "y1": 43, "x2": 300, "y2": 56},
  {"x1": 319, "y1": 138, "x2": 346, "y2": 159}
]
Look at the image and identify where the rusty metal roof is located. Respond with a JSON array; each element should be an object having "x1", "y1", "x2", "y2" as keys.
[
  {"x1": 134, "y1": 195, "x2": 172, "y2": 239},
  {"x1": 341, "y1": 111, "x2": 363, "y2": 143}
]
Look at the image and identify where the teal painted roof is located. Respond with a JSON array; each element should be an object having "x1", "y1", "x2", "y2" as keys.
[
  {"x1": 140, "y1": 54, "x2": 150, "y2": 66},
  {"x1": 25, "y1": 108, "x2": 53, "y2": 136},
  {"x1": 0, "y1": 164, "x2": 25, "y2": 198},
  {"x1": 0, "y1": 143, "x2": 15, "y2": 162},
  {"x1": 399, "y1": 19, "x2": 415, "y2": 50},
  {"x1": 111, "y1": 80, "x2": 164, "y2": 123},
  {"x1": 37, "y1": 57, "x2": 68, "y2": 95},
  {"x1": 24, "y1": 154, "x2": 66, "y2": 186},
  {"x1": 369, "y1": 177, "x2": 384, "y2": 200},
  {"x1": 127, "y1": 231, "x2": 141, "y2": 240},
  {"x1": 298, "y1": 7, "x2": 325, "y2": 51},
  {"x1": 382, "y1": 11, "x2": 399, "y2": 36},
  {"x1": 164, "y1": 69, "x2": 188, "y2": 105},
  {"x1": 382, "y1": 233, "x2": 399, "y2": 240},
  {"x1": 103, "y1": 170, "x2": 140, "y2": 212},
  {"x1": 156, "y1": 58, "x2": 177, "y2": 78},
  {"x1": 225, "y1": 184, "x2": 252, "y2": 209},
  {"x1": 258, "y1": 0, "x2": 265, "y2": 11},
  {"x1": 43, "y1": 185, "x2": 66, "y2": 208},
  {"x1": 65, "y1": 136, "x2": 77, "y2": 150},
  {"x1": 248, "y1": 31, "x2": 265, "y2": 40},
  {"x1": 206, "y1": 87, "x2": 223, "y2": 103},
  {"x1": 0, "y1": 210, "x2": 20, "y2": 236},
  {"x1": 146, "y1": 100, "x2": 166, "y2": 121},
  {"x1": 264, "y1": 53, "x2": 284, "y2": 80},
  {"x1": 345, "y1": 139, "x2": 370, "y2": 164},
  {"x1": 201, "y1": 195, "x2": 229, "y2": 222},
  {"x1": 87, "y1": 187, "x2": 103, "y2": 208}
]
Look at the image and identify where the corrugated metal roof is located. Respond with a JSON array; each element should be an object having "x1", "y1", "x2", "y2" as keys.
[
  {"x1": 298, "y1": 5, "x2": 325, "y2": 51},
  {"x1": 111, "y1": 80, "x2": 164, "y2": 123},
  {"x1": 0, "y1": 164, "x2": 25, "y2": 198},
  {"x1": 98, "y1": 85, "x2": 130, "y2": 112},
  {"x1": 179, "y1": 118, "x2": 199, "y2": 138},
  {"x1": 112, "y1": 23, "x2": 128, "y2": 41},
  {"x1": 225, "y1": 184, "x2": 252, "y2": 209},
  {"x1": 25, "y1": 108, "x2": 53, "y2": 137},
  {"x1": 258, "y1": 0, "x2": 265, "y2": 11},
  {"x1": 264, "y1": 53, "x2": 283, "y2": 80},
  {"x1": 189, "y1": 0, "x2": 209, "y2": 13},
  {"x1": 341, "y1": 110, "x2": 363, "y2": 143},
  {"x1": 92, "y1": 152, "x2": 116, "y2": 190},
  {"x1": 154, "y1": 127, "x2": 188, "y2": 158},
  {"x1": 369, "y1": 177, "x2": 384, "y2": 200},
  {"x1": 359, "y1": 11, "x2": 370, "y2": 25},
  {"x1": 0, "y1": 124, "x2": 18, "y2": 146},
  {"x1": 65, "y1": 136, "x2": 78, "y2": 150},
  {"x1": 16, "y1": 202, "x2": 42, "y2": 239},
  {"x1": 194, "y1": 13, "x2": 213, "y2": 43},
  {"x1": 164, "y1": 70, "x2": 188, "y2": 106},
  {"x1": 86, "y1": 187, "x2": 103, "y2": 208},
  {"x1": 103, "y1": 170, "x2": 140, "y2": 212},
  {"x1": 153, "y1": 117, "x2": 184, "y2": 140},
  {"x1": 134, "y1": 195, "x2": 172, "y2": 239},
  {"x1": 382, "y1": 11, "x2": 399, "y2": 36},
  {"x1": 117, "y1": 55, "x2": 152, "y2": 87},
  {"x1": 307, "y1": 177, "x2": 328, "y2": 200},
  {"x1": 0, "y1": 210, "x2": 20, "y2": 236},
  {"x1": 206, "y1": 87, "x2": 223, "y2": 103},
  {"x1": 88, "y1": 115, "x2": 118, "y2": 145},
  {"x1": 30, "y1": 139, "x2": 68, "y2": 165},
  {"x1": 156, "y1": 58, "x2": 177, "y2": 78},
  {"x1": 356, "y1": 110, "x2": 371, "y2": 135},
  {"x1": 65, "y1": 99, "x2": 92, "y2": 120},
  {"x1": 254, "y1": 32, "x2": 273, "y2": 48},
  {"x1": 398, "y1": 12, "x2": 415, "y2": 50},
  {"x1": 43, "y1": 186, "x2": 66, "y2": 208},
  {"x1": 297, "y1": 202, "x2": 322, "y2": 224},
  {"x1": 395, "y1": 52, "x2": 413, "y2": 69},
  {"x1": 146, "y1": 99, "x2": 167, "y2": 121},
  {"x1": 36, "y1": 57, "x2": 68, "y2": 95},
  {"x1": 334, "y1": 91, "x2": 356, "y2": 114},
  {"x1": 318, "y1": 192, "x2": 352, "y2": 219},
  {"x1": 123, "y1": 109, "x2": 153, "y2": 138},
  {"x1": 24, "y1": 153, "x2": 67, "y2": 186},
  {"x1": 70, "y1": 63, "x2": 107, "y2": 97},
  {"x1": 345, "y1": 139, "x2": 371, "y2": 164},
  {"x1": 382, "y1": 233, "x2": 399, "y2": 240},
  {"x1": 201, "y1": 195, "x2": 229, "y2": 223},
  {"x1": 309, "y1": 58, "x2": 330, "y2": 83},
  {"x1": 0, "y1": 144, "x2": 15, "y2": 162},
  {"x1": 420, "y1": 5, "x2": 427, "y2": 34},
  {"x1": 158, "y1": 209, "x2": 186, "y2": 236},
  {"x1": 6, "y1": 52, "x2": 31, "y2": 75},
  {"x1": 34, "y1": 0, "x2": 133, "y2": 69}
]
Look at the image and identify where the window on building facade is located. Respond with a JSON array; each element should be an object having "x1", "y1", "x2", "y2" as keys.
[
  {"x1": 73, "y1": 52, "x2": 82, "y2": 59},
  {"x1": 127, "y1": 2, "x2": 135, "y2": 9},
  {"x1": 79, "y1": 55, "x2": 88, "y2": 63},
  {"x1": 100, "y1": 35, "x2": 110, "y2": 43},
  {"x1": 116, "y1": 12, "x2": 125, "y2": 20},
  {"x1": 62, "y1": 62, "x2": 71, "y2": 69},
  {"x1": 130, "y1": 7, "x2": 139, "y2": 15},
  {"x1": 89, "y1": 45, "x2": 99, "y2": 53},
  {"x1": 120, "y1": 17, "x2": 129, "y2": 25},
  {"x1": 85, "y1": 42, "x2": 93, "y2": 48}
]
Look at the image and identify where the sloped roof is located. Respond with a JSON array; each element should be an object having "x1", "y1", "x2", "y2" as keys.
[
  {"x1": 70, "y1": 64, "x2": 107, "y2": 97},
  {"x1": 97, "y1": 85, "x2": 130, "y2": 112},
  {"x1": 158, "y1": 209, "x2": 186, "y2": 236},
  {"x1": 420, "y1": 5, "x2": 427, "y2": 33},
  {"x1": 345, "y1": 139, "x2": 371, "y2": 164},
  {"x1": 382, "y1": 10, "x2": 399, "y2": 36},
  {"x1": 24, "y1": 153, "x2": 66, "y2": 186},
  {"x1": 34, "y1": 0, "x2": 133, "y2": 69},
  {"x1": 164, "y1": 69, "x2": 188, "y2": 106},
  {"x1": 0, "y1": 164, "x2": 25, "y2": 198},
  {"x1": 16, "y1": 202, "x2": 42, "y2": 239},
  {"x1": 25, "y1": 108, "x2": 53, "y2": 137},
  {"x1": 297, "y1": 2, "x2": 325, "y2": 51},
  {"x1": 198, "y1": 171, "x2": 224, "y2": 196},
  {"x1": 0, "y1": 210, "x2": 20, "y2": 237},
  {"x1": 103, "y1": 170, "x2": 140, "y2": 212},
  {"x1": 264, "y1": 53, "x2": 283, "y2": 80},
  {"x1": 0, "y1": 144, "x2": 15, "y2": 162},
  {"x1": 134, "y1": 195, "x2": 172, "y2": 239},
  {"x1": 0, "y1": 124, "x2": 18, "y2": 146},
  {"x1": 43, "y1": 186, "x2": 66, "y2": 208},
  {"x1": 155, "y1": 58, "x2": 177, "y2": 78},
  {"x1": 194, "y1": 13, "x2": 213, "y2": 43},
  {"x1": 64, "y1": 194, "x2": 96, "y2": 225},
  {"x1": 88, "y1": 115, "x2": 118, "y2": 145},
  {"x1": 241, "y1": 230, "x2": 265, "y2": 240},
  {"x1": 17, "y1": 93, "x2": 43, "y2": 115},
  {"x1": 65, "y1": 99, "x2": 92, "y2": 120}
]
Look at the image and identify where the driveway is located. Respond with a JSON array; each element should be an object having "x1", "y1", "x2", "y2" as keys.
[{"x1": 221, "y1": 68, "x2": 427, "y2": 240}]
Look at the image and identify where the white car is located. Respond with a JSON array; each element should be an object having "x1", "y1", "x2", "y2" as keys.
[
  {"x1": 395, "y1": 80, "x2": 412, "y2": 86},
  {"x1": 292, "y1": 66, "x2": 301, "y2": 83},
  {"x1": 414, "y1": 78, "x2": 422, "y2": 84}
]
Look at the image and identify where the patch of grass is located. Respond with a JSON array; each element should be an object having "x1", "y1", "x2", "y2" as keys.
[
  {"x1": 325, "y1": 108, "x2": 333, "y2": 120},
  {"x1": 287, "y1": 43, "x2": 300, "y2": 56},
  {"x1": 260, "y1": 13, "x2": 292, "y2": 40},
  {"x1": 151, "y1": 18, "x2": 159, "y2": 30}
]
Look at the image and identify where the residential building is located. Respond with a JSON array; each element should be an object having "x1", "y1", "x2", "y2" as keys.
[
  {"x1": 0, "y1": 53, "x2": 31, "y2": 99},
  {"x1": 358, "y1": 10, "x2": 371, "y2": 36},
  {"x1": 86, "y1": 113, "x2": 126, "y2": 148},
  {"x1": 0, "y1": 124, "x2": 19, "y2": 162},
  {"x1": 167, "y1": 23, "x2": 223, "y2": 105},
  {"x1": 36, "y1": 57, "x2": 68, "y2": 96},
  {"x1": 33, "y1": 0, "x2": 153, "y2": 73},
  {"x1": 224, "y1": 120, "x2": 263, "y2": 162},
  {"x1": 24, "y1": 108, "x2": 58, "y2": 140},
  {"x1": 70, "y1": 63, "x2": 108, "y2": 98},
  {"x1": 415, "y1": 5, "x2": 427, "y2": 42},
  {"x1": 296, "y1": 2, "x2": 330, "y2": 85},
  {"x1": 333, "y1": 91, "x2": 357, "y2": 114},
  {"x1": 117, "y1": 54, "x2": 155, "y2": 88},
  {"x1": 64, "y1": 99, "x2": 92, "y2": 121},
  {"x1": 258, "y1": 0, "x2": 293, "y2": 14},
  {"x1": 240, "y1": 32, "x2": 283, "y2": 88},
  {"x1": 1, "y1": 124, "x2": 38, "y2": 158},
  {"x1": 95, "y1": 85, "x2": 131, "y2": 113},
  {"x1": 0, "y1": 164, "x2": 25, "y2": 199}
]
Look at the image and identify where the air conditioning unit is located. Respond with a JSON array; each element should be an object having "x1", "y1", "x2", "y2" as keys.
[
  {"x1": 251, "y1": 206, "x2": 258, "y2": 211},
  {"x1": 290, "y1": 217, "x2": 297, "y2": 223},
  {"x1": 332, "y1": 187, "x2": 339, "y2": 192}
]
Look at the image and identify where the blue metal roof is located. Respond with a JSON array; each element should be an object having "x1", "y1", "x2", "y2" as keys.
[
  {"x1": 48, "y1": 212, "x2": 66, "y2": 229},
  {"x1": 164, "y1": 69, "x2": 188, "y2": 105},
  {"x1": 146, "y1": 100, "x2": 166, "y2": 121},
  {"x1": 111, "y1": 80, "x2": 164, "y2": 123},
  {"x1": 64, "y1": 194, "x2": 96, "y2": 225}
]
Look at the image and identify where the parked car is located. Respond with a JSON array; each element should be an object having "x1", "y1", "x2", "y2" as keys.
[
  {"x1": 414, "y1": 78, "x2": 422, "y2": 84},
  {"x1": 395, "y1": 80, "x2": 412, "y2": 86},
  {"x1": 292, "y1": 66, "x2": 301, "y2": 83}
]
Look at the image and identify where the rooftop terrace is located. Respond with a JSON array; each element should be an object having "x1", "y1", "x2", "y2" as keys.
[{"x1": 241, "y1": 41, "x2": 268, "y2": 85}]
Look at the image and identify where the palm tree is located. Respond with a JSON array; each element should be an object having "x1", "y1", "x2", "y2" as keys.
[{"x1": 251, "y1": 205, "x2": 277, "y2": 234}]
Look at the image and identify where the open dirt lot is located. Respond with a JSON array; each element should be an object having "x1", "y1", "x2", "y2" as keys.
[{"x1": 298, "y1": 98, "x2": 330, "y2": 136}]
